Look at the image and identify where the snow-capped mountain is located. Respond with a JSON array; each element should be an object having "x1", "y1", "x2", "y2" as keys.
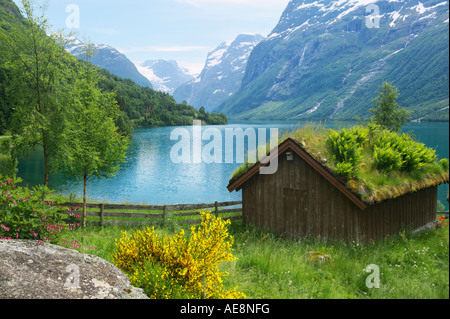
[
  {"x1": 135, "y1": 59, "x2": 195, "y2": 94},
  {"x1": 173, "y1": 33, "x2": 265, "y2": 112},
  {"x1": 65, "y1": 38, "x2": 153, "y2": 88},
  {"x1": 219, "y1": 0, "x2": 449, "y2": 122}
]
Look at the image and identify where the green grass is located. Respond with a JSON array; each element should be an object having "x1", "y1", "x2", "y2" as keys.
[{"x1": 54, "y1": 218, "x2": 449, "y2": 299}]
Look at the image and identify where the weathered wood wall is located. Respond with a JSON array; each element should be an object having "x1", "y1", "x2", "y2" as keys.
[
  {"x1": 242, "y1": 151, "x2": 438, "y2": 242},
  {"x1": 360, "y1": 186, "x2": 437, "y2": 241}
]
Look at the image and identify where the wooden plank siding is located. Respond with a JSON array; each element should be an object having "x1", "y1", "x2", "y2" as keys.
[
  {"x1": 240, "y1": 148, "x2": 440, "y2": 242},
  {"x1": 361, "y1": 186, "x2": 438, "y2": 241}
]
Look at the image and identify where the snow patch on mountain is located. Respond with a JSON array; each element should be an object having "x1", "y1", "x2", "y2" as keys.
[
  {"x1": 173, "y1": 33, "x2": 265, "y2": 112},
  {"x1": 136, "y1": 59, "x2": 195, "y2": 94},
  {"x1": 219, "y1": 0, "x2": 449, "y2": 121},
  {"x1": 64, "y1": 38, "x2": 153, "y2": 88}
]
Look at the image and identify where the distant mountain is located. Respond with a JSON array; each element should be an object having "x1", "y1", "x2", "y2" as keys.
[
  {"x1": 218, "y1": 0, "x2": 449, "y2": 122},
  {"x1": 65, "y1": 38, "x2": 153, "y2": 88},
  {"x1": 173, "y1": 33, "x2": 265, "y2": 112},
  {"x1": 135, "y1": 59, "x2": 194, "y2": 94}
]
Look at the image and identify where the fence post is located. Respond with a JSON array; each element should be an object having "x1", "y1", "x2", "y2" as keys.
[
  {"x1": 100, "y1": 204, "x2": 105, "y2": 227},
  {"x1": 163, "y1": 205, "x2": 167, "y2": 226},
  {"x1": 214, "y1": 201, "x2": 219, "y2": 218}
]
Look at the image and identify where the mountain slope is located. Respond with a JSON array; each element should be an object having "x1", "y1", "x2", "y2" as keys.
[
  {"x1": 173, "y1": 33, "x2": 265, "y2": 112},
  {"x1": 218, "y1": 0, "x2": 449, "y2": 122},
  {"x1": 66, "y1": 38, "x2": 153, "y2": 88},
  {"x1": 136, "y1": 59, "x2": 194, "y2": 94}
]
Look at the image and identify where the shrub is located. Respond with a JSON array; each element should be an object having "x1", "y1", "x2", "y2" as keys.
[
  {"x1": 373, "y1": 146, "x2": 404, "y2": 173},
  {"x1": 335, "y1": 161, "x2": 357, "y2": 180},
  {"x1": 348, "y1": 126, "x2": 369, "y2": 146},
  {"x1": 326, "y1": 127, "x2": 367, "y2": 179},
  {"x1": 373, "y1": 131, "x2": 437, "y2": 172},
  {"x1": 0, "y1": 153, "x2": 16, "y2": 177},
  {"x1": 0, "y1": 176, "x2": 66, "y2": 241},
  {"x1": 439, "y1": 158, "x2": 449, "y2": 171},
  {"x1": 111, "y1": 212, "x2": 246, "y2": 299}
]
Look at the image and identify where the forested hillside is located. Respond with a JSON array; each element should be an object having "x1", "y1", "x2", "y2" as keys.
[{"x1": 0, "y1": 0, "x2": 226, "y2": 136}]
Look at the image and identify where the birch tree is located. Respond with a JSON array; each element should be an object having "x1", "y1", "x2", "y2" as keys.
[
  {"x1": 62, "y1": 44, "x2": 129, "y2": 227},
  {"x1": 0, "y1": 0, "x2": 73, "y2": 186}
]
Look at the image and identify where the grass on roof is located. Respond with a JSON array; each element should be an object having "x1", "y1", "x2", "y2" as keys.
[{"x1": 230, "y1": 122, "x2": 449, "y2": 205}]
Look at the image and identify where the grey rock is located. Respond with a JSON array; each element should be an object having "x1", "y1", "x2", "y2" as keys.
[{"x1": 0, "y1": 240, "x2": 148, "y2": 299}]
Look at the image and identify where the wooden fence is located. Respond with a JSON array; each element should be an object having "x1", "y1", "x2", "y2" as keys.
[{"x1": 61, "y1": 201, "x2": 242, "y2": 227}]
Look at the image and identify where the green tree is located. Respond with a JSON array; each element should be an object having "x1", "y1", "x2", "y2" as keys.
[
  {"x1": 0, "y1": 67, "x2": 11, "y2": 135},
  {"x1": 0, "y1": 0, "x2": 73, "y2": 186},
  {"x1": 61, "y1": 44, "x2": 129, "y2": 227},
  {"x1": 369, "y1": 81, "x2": 410, "y2": 132},
  {"x1": 115, "y1": 111, "x2": 134, "y2": 136}
]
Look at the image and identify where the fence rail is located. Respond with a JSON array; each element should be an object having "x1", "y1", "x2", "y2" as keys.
[{"x1": 60, "y1": 201, "x2": 243, "y2": 227}]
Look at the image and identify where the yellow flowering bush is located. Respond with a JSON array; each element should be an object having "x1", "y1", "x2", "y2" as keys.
[{"x1": 111, "y1": 212, "x2": 246, "y2": 299}]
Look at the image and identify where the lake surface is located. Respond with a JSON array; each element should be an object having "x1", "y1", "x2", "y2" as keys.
[{"x1": 17, "y1": 121, "x2": 449, "y2": 210}]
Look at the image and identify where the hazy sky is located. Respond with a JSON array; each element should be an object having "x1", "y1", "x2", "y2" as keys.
[{"x1": 13, "y1": 0, "x2": 290, "y2": 74}]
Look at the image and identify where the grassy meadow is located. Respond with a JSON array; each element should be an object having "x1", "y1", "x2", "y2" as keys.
[{"x1": 55, "y1": 217, "x2": 449, "y2": 299}]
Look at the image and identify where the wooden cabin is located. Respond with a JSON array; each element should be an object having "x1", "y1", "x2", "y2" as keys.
[{"x1": 228, "y1": 138, "x2": 448, "y2": 242}]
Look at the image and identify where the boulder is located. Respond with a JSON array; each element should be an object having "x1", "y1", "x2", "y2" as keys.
[{"x1": 0, "y1": 240, "x2": 148, "y2": 299}]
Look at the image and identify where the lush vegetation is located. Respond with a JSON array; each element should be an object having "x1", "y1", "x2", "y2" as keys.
[
  {"x1": 369, "y1": 82, "x2": 410, "y2": 132},
  {"x1": 97, "y1": 67, "x2": 228, "y2": 130},
  {"x1": 41, "y1": 216, "x2": 450, "y2": 299},
  {"x1": 1, "y1": 173, "x2": 448, "y2": 299},
  {"x1": 112, "y1": 212, "x2": 245, "y2": 299},
  {"x1": 0, "y1": 0, "x2": 447, "y2": 301},
  {"x1": 0, "y1": 139, "x2": 15, "y2": 177},
  {"x1": 0, "y1": 176, "x2": 80, "y2": 241}
]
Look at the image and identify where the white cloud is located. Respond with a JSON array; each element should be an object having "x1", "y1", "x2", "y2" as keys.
[
  {"x1": 119, "y1": 45, "x2": 213, "y2": 54},
  {"x1": 90, "y1": 27, "x2": 120, "y2": 36}
]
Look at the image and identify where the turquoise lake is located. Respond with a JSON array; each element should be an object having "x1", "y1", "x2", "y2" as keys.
[{"x1": 17, "y1": 121, "x2": 449, "y2": 210}]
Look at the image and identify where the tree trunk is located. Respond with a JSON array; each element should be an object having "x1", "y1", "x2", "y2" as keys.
[
  {"x1": 43, "y1": 137, "x2": 49, "y2": 187},
  {"x1": 83, "y1": 168, "x2": 87, "y2": 228},
  {"x1": 43, "y1": 151, "x2": 49, "y2": 187}
]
